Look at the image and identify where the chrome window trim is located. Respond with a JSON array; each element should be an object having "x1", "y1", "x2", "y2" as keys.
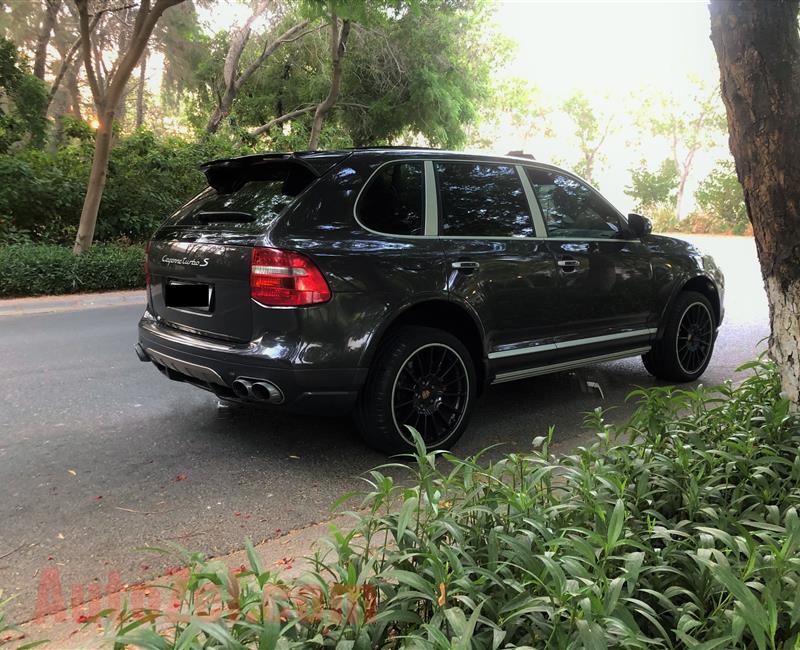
[
  {"x1": 488, "y1": 327, "x2": 657, "y2": 360},
  {"x1": 516, "y1": 164, "x2": 548, "y2": 238},
  {"x1": 423, "y1": 160, "x2": 438, "y2": 236},
  {"x1": 492, "y1": 346, "x2": 652, "y2": 384}
]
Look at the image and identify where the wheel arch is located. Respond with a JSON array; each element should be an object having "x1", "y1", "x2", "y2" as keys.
[
  {"x1": 361, "y1": 298, "x2": 488, "y2": 394},
  {"x1": 658, "y1": 274, "x2": 722, "y2": 339}
]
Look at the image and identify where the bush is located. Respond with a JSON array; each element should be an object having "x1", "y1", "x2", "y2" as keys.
[
  {"x1": 0, "y1": 130, "x2": 249, "y2": 245},
  {"x1": 99, "y1": 359, "x2": 800, "y2": 648},
  {"x1": 0, "y1": 243, "x2": 144, "y2": 297}
]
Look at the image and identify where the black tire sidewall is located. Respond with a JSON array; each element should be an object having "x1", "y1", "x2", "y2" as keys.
[
  {"x1": 356, "y1": 326, "x2": 477, "y2": 454},
  {"x1": 644, "y1": 291, "x2": 716, "y2": 382}
]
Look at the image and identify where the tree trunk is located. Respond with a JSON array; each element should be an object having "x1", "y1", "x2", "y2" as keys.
[
  {"x1": 34, "y1": 0, "x2": 61, "y2": 80},
  {"x1": 709, "y1": 0, "x2": 800, "y2": 408},
  {"x1": 206, "y1": 95, "x2": 233, "y2": 134},
  {"x1": 67, "y1": 69, "x2": 82, "y2": 120},
  {"x1": 135, "y1": 52, "x2": 147, "y2": 128},
  {"x1": 675, "y1": 168, "x2": 689, "y2": 220},
  {"x1": 309, "y1": 18, "x2": 350, "y2": 150},
  {"x1": 73, "y1": 0, "x2": 185, "y2": 254},
  {"x1": 73, "y1": 109, "x2": 114, "y2": 254}
]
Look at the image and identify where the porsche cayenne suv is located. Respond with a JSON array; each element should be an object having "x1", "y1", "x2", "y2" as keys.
[{"x1": 136, "y1": 148, "x2": 724, "y2": 453}]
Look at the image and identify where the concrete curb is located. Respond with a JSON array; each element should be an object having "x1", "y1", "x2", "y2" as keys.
[
  {"x1": 0, "y1": 290, "x2": 146, "y2": 318},
  {"x1": 14, "y1": 513, "x2": 355, "y2": 649}
]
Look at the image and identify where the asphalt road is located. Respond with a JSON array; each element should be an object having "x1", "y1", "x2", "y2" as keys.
[{"x1": 0, "y1": 234, "x2": 769, "y2": 622}]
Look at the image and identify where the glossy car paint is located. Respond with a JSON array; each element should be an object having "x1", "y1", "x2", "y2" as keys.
[{"x1": 138, "y1": 148, "x2": 724, "y2": 413}]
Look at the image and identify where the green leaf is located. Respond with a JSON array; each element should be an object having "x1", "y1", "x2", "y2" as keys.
[
  {"x1": 606, "y1": 499, "x2": 625, "y2": 551},
  {"x1": 576, "y1": 619, "x2": 608, "y2": 650},
  {"x1": 397, "y1": 495, "x2": 419, "y2": 542}
]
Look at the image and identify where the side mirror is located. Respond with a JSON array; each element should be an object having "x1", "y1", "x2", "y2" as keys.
[{"x1": 627, "y1": 213, "x2": 652, "y2": 238}]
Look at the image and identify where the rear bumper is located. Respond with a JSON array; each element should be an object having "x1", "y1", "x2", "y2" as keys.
[{"x1": 137, "y1": 311, "x2": 366, "y2": 415}]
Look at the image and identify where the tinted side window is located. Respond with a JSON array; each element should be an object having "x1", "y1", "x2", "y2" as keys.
[
  {"x1": 358, "y1": 161, "x2": 424, "y2": 236},
  {"x1": 435, "y1": 162, "x2": 533, "y2": 237},
  {"x1": 526, "y1": 169, "x2": 623, "y2": 239}
]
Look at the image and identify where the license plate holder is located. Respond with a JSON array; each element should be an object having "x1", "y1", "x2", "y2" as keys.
[{"x1": 165, "y1": 280, "x2": 213, "y2": 312}]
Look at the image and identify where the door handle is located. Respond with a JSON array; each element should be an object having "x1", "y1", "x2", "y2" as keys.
[
  {"x1": 451, "y1": 260, "x2": 480, "y2": 270},
  {"x1": 557, "y1": 258, "x2": 580, "y2": 269}
]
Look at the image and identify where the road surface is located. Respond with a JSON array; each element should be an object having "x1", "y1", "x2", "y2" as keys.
[{"x1": 0, "y1": 234, "x2": 769, "y2": 622}]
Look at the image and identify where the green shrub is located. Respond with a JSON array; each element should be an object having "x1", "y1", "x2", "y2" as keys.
[
  {"x1": 100, "y1": 359, "x2": 800, "y2": 648},
  {"x1": 0, "y1": 243, "x2": 144, "y2": 297},
  {"x1": 0, "y1": 131, "x2": 249, "y2": 244}
]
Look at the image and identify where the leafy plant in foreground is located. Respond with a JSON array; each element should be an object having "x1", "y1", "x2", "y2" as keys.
[{"x1": 100, "y1": 359, "x2": 800, "y2": 648}]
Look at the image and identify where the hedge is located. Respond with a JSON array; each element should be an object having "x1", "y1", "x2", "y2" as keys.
[{"x1": 0, "y1": 243, "x2": 145, "y2": 297}]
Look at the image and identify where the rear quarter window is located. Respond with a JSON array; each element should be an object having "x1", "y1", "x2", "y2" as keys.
[{"x1": 357, "y1": 161, "x2": 425, "y2": 236}]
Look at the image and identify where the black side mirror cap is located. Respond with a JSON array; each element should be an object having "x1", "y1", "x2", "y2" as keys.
[{"x1": 627, "y1": 213, "x2": 652, "y2": 238}]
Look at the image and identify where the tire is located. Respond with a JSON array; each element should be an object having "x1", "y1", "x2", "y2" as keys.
[
  {"x1": 355, "y1": 326, "x2": 477, "y2": 455},
  {"x1": 643, "y1": 290, "x2": 716, "y2": 382}
]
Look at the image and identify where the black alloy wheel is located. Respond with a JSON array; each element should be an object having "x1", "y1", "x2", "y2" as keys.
[
  {"x1": 391, "y1": 342, "x2": 470, "y2": 446},
  {"x1": 642, "y1": 290, "x2": 717, "y2": 382},
  {"x1": 675, "y1": 301, "x2": 714, "y2": 375},
  {"x1": 355, "y1": 326, "x2": 476, "y2": 454}
]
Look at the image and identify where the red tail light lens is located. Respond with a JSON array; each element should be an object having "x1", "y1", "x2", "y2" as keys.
[
  {"x1": 144, "y1": 240, "x2": 151, "y2": 288},
  {"x1": 250, "y1": 247, "x2": 331, "y2": 307}
]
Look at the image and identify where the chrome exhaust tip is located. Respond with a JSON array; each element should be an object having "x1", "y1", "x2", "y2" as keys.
[
  {"x1": 231, "y1": 378, "x2": 253, "y2": 399},
  {"x1": 251, "y1": 381, "x2": 284, "y2": 404}
]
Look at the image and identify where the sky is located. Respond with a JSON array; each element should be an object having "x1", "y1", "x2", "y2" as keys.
[
  {"x1": 478, "y1": 0, "x2": 728, "y2": 211},
  {"x1": 192, "y1": 0, "x2": 729, "y2": 213}
]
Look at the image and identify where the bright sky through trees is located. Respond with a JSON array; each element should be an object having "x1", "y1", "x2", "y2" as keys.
[
  {"x1": 185, "y1": 0, "x2": 727, "y2": 212},
  {"x1": 486, "y1": 0, "x2": 726, "y2": 211}
]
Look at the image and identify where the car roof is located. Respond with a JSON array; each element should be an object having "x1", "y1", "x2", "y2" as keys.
[{"x1": 202, "y1": 147, "x2": 566, "y2": 174}]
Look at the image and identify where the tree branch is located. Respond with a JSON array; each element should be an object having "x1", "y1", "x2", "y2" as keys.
[
  {"x1": 235, "y1": 19, "x2": 315, "y2": 92},
  {"x1": 249, "y1": 104, "x2": 317, "y2": 136},
  {"x1": 76, "y1": 0, "x2": 103, "y2": 106}
]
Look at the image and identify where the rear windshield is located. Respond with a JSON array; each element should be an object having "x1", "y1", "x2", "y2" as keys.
[{"x1": 163, "y1": 163, "x2": 316, "y2": 230}]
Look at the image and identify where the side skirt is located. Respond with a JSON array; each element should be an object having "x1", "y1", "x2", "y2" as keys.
[{"x1": 491, "y1": 346, "x2": 651, "y2": 385}]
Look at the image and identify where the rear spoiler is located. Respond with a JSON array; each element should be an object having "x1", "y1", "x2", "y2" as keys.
[{"x1": 199, "y1": 151, "x2": 350, "y2": 193}]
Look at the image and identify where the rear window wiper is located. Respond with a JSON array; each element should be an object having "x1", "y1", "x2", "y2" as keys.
[{"x1": 195, "y1": 210, "x2": 255, "y2": 223}]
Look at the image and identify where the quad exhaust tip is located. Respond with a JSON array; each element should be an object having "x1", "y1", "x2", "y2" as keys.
[{"x1": 231, "y1": 378, "x2": 284, "y2": 404}]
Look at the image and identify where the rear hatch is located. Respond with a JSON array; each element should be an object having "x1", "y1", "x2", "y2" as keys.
[{"x1": 147, "y1": 153, "x2": 342, "y2": 341}]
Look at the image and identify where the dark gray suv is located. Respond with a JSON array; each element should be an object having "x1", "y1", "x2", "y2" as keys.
[{"x1": 136, "y1": 148, "x2": 724, "y2": 453}]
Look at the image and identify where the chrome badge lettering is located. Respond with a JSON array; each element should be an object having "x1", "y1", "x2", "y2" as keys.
[{"x1": 161, "y1": 255, "x2": 210, "y2": 267}]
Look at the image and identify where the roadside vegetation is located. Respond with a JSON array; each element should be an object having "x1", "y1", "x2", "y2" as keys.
[{"x1": 70, "y1": 359, "x2": 797, "y2": 648}]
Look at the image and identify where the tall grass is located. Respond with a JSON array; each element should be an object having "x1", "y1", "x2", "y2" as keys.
[{"x1": 101, "y1": 358, "x2": 799, "y2": 648}]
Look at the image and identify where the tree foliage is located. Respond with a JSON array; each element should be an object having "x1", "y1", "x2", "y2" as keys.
[
  {"x1": 561, "y1": 91, "x2": 615, "y2": 186},
  {"x1": 694, "y1": 159, "x2": 748, "y2": 234},
  {"x1": 0, "y1": 36, "x2": 48, "y2": 151},
  {"x1": 625, "y1": 158, "x2": 679, "y2": 210}
]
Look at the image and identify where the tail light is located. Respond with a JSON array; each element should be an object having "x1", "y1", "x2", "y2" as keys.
[
  {"x1": 250, "y1": 247, "x2": 331, "y2": 307},
  {"x1": 144, "y1": 240, "x2": 151, "y2": 288}
]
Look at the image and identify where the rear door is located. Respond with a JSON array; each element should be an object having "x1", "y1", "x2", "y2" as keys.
[
  {"x1": 435, "y1": 160, "x2": 560, "y2": 364},
  {"x1": 525, "y1": 167, "x2": 656, "y2": 348},
  {"x1": 148, "y1": 162, "x2": 316, "y2": 341}
]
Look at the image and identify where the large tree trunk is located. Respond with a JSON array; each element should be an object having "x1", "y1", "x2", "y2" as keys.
[
  {"x1": 73, "y1": 109, "x2": 114, "y2": 253},
  {"x1": 309, "y1": 17, "x2": 350, "y2": 150},
  {"x1": 709, "y1": 0, "x2": 800, "y2": 407},
  {"x1": 34, "y1": 0, "x2": 61, "y2": 79}
]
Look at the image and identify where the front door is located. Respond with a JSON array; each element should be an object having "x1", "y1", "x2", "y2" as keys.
[{"x1": 524, "y1": 167, "x2": 656, "y2": 352}]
